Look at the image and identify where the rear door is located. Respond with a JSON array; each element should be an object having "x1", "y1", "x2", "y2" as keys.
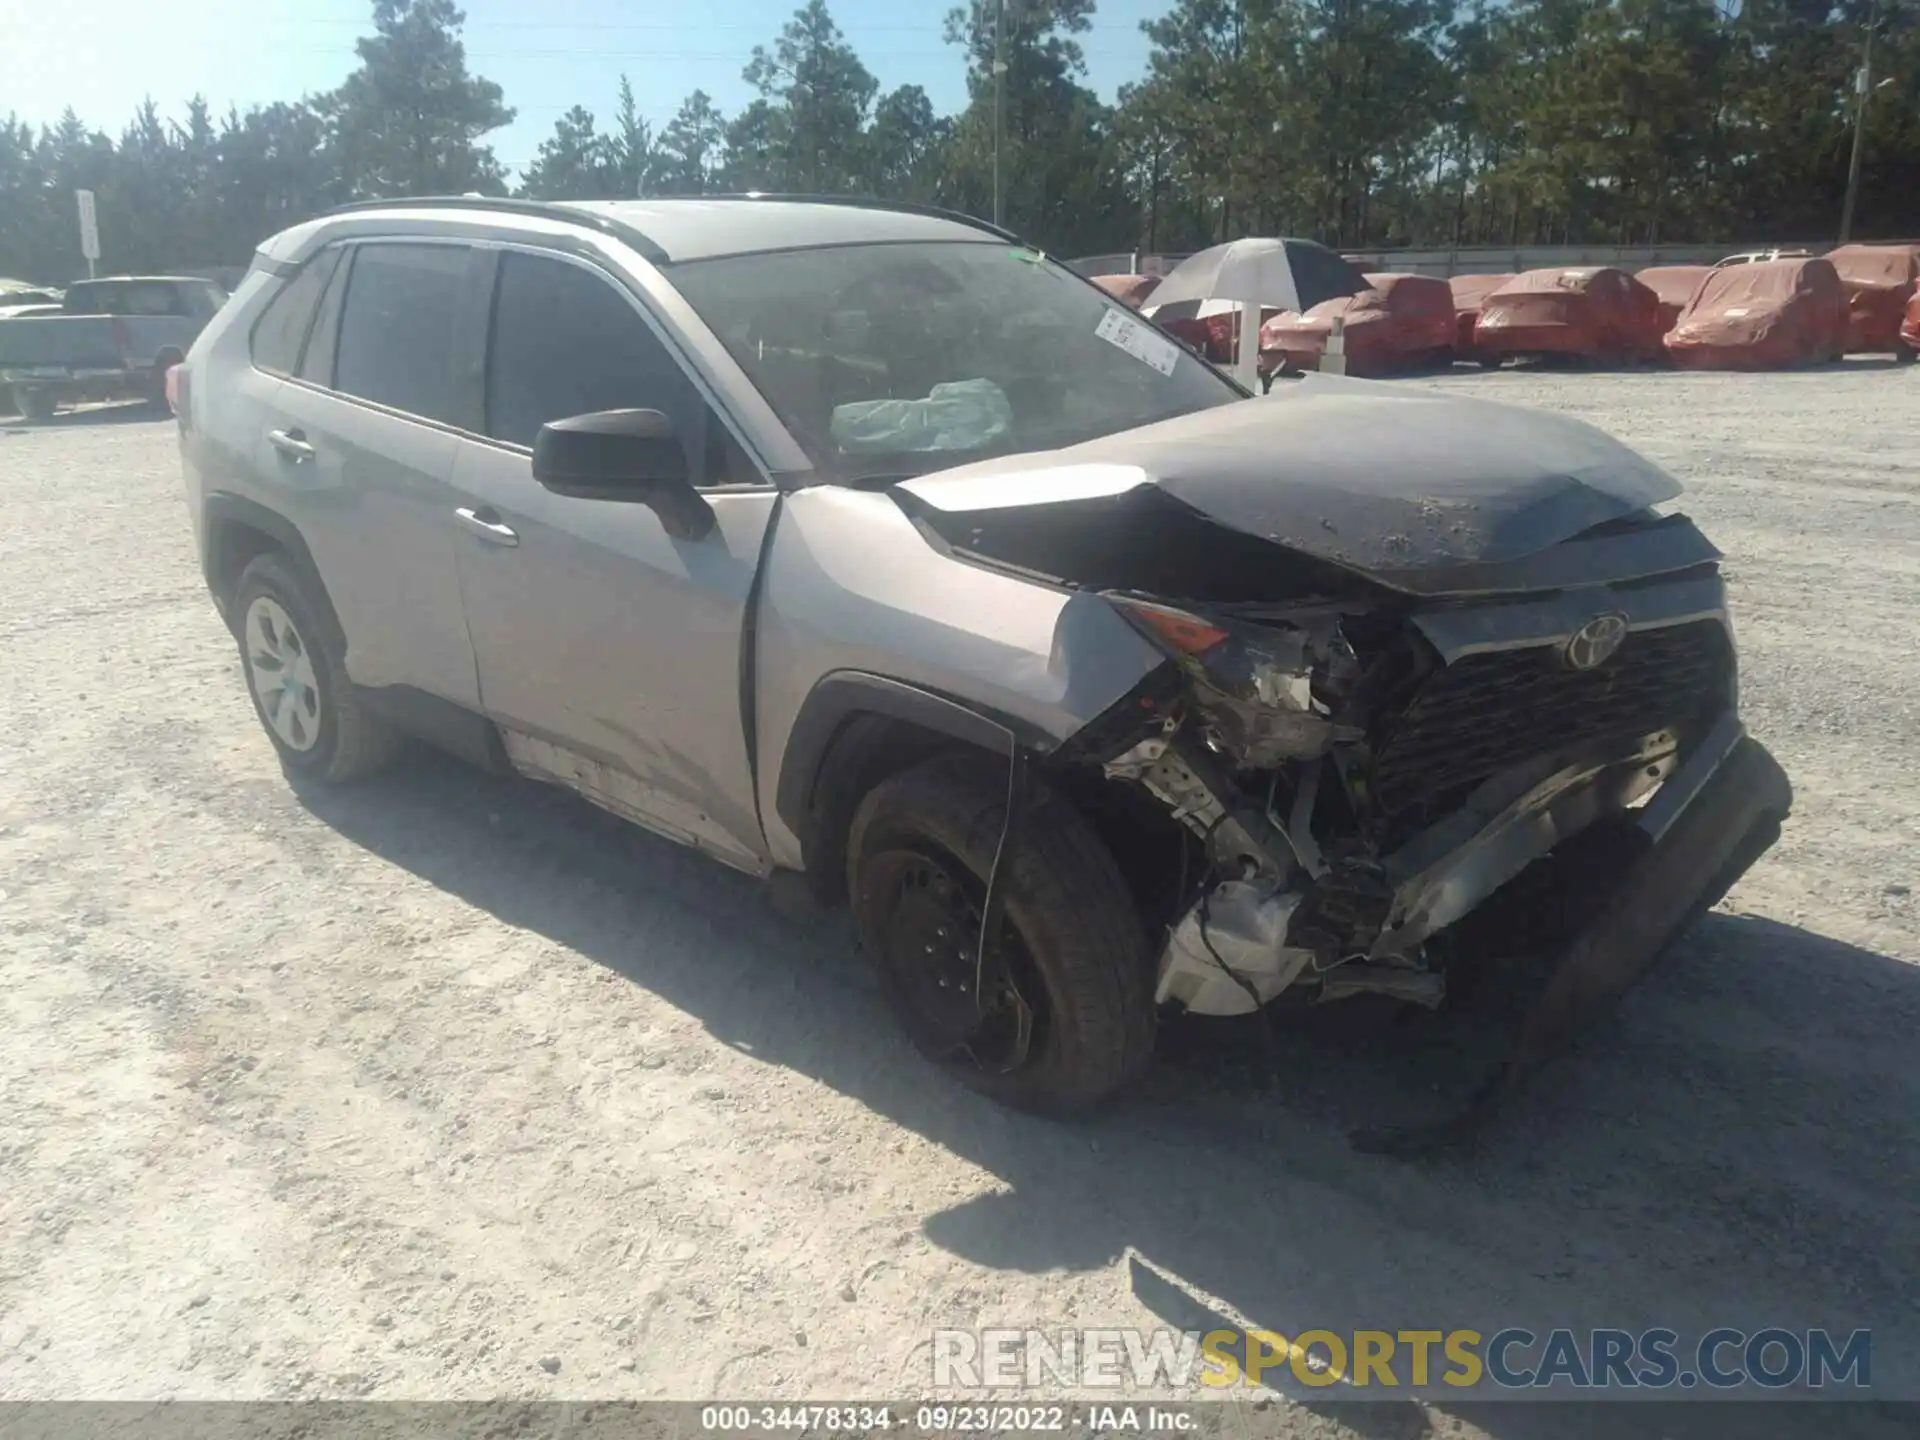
[
  {"x1": 260, "y1": 240, "x2": 482, "y2": 707},
  {"x1": 447, "y1": 247, "x2": 776, "y2": 871}
]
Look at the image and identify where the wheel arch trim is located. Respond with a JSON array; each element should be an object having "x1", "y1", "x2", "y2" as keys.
[
  {"x1": 200, "y1": 492, "x2": 341, "y2": 646},
  {"x1": 773, "y1": 670, "x2": 1045, "y2": 851}
]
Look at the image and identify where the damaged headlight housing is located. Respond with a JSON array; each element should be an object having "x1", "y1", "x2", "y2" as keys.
[{"x1": 1107, "y1": 595, "x2": 1355, "y2": 766}]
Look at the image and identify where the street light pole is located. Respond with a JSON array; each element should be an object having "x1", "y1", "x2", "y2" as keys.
[
  {"x1": 1839, "y1": 0, "x2": 1878, "y2": 243},
  {"x1": 993, "y1": 0, "x2": 1006, "y2": 228}
]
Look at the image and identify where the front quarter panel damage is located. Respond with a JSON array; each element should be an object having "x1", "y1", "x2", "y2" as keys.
[{"x1": 753, "y1": 484, "x2": 1165, "y2": 869}]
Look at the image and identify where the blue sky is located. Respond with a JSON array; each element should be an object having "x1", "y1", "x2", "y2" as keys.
[{"x1": 0, "y1": 0, "x2": 1168, "y2": 178}]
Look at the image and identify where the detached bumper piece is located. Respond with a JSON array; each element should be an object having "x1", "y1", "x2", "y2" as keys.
[{"x1": 1359, "y1": 717, "x2": 1792, "y2": 1156}]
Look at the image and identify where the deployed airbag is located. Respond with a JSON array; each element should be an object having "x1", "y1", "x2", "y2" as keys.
[{"x1": 830, "y1": 378, "x2": 1012, "y2": 454}]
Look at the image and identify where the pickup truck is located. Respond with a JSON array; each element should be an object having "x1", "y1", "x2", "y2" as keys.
[{"x1": 1, "y1": 276, "x2": 227, "y2": 420}]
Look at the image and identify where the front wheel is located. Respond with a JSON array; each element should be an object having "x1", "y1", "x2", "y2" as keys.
[
  {"x1": 848, "y1": 753, "x2": 1156, "y2": 1116},
  {"x1": 1896, "y1": 345, "x2": 1916, "y2": 367}
]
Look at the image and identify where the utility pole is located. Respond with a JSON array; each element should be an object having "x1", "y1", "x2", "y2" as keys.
[
  {"x1": 1840, "y1": 0, "x2": 1878, "y2": 243},
  {"x1": 992, "y1": 0, "x2": 1006, "y2": 227}
]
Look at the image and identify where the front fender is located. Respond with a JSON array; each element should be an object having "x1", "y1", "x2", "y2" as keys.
[{"x1": 752, "y1": 485, "x2": 1163, "y2": 869}]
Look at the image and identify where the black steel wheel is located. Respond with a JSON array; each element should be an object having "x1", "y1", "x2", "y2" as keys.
[
  {"x1": 847, "y1": 752, "x2": 1155, "y2": 1116},
  {"x1": 860, "y1": 843, "x2": 1037, "y2": 1076}
]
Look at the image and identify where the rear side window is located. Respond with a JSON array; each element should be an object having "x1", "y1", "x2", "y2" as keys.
[
  {"x1": 64, "y1": 280, "x2": 191, "y2": 316},
  {"x1": 485, "y1": 253, "x2": 706, "y2": 453},
  {"x1": 250, "y1": 249, "x2": 342, "y2": 377},
  {"x1": 334, "y1": 243, "x2": 469, "y2": 424}
]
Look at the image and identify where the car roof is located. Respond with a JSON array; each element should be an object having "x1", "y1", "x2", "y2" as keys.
[
  {"x1": 319, "y1": 195, "x2": 1013, "y2": 265},
  {"x1": 570, "y1": 198, "x2": 1006, "y2": 262},
  {"x1": 68, "y1": 275, "x2": 221, "y2": 286}
]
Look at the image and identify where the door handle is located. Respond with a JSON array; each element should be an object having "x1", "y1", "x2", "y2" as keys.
[
  {"x1": 267, "y1": 427, "x2": 314, "y2": 462},
  {"x1": 455, "y1": 506, "x2": 519, "y2": 547}
]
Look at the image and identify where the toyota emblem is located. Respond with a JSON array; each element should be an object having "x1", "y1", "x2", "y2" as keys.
[{"x1": 1564, "y1": 613, "x2": 1629, "y2": 671}]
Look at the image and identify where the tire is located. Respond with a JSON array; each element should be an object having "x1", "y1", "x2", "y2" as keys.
[
  {"x1": 847, "y1": 752, "x2": 1155, "y2": 1116},
  {"x1": 13, "y1": 386, "x2": 55, "y2": 421},
  {"x1": 231, "y1": 551, "x2": 400, "y2": 784},
  {"x1": 147, "y1": 353, "x2": 183, "y2": 414},
  {"x1": 1896, "y1": 345, "x2": 1916, "y2": 367}
]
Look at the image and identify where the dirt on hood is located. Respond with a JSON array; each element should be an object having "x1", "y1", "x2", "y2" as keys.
[{"x1": 895, "y1": 376, "x2": 1681, "y2": 581}]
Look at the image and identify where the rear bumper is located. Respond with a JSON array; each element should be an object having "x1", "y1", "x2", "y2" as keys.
[{"x1": 1511, "y1": 717, "x2": 1792, "y2": 1074}]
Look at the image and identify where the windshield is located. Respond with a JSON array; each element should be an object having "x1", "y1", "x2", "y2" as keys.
[{"x1": 671, "y1": 240, "x2": 1241, "y2": 481}]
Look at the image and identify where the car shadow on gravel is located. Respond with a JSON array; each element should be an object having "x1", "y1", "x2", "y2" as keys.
[{"x1": 300, "y1": 748, "x2": 1920, "y2": 1437}]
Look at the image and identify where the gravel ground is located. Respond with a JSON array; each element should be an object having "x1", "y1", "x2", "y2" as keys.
[{"x1": 2, "y1": 366, "x2": 1918, "y2": 1434}]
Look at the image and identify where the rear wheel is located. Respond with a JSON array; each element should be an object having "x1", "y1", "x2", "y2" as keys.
[
  {"x1": 1896, "y1": 345, "x2": 1916, "y2": 366},
  {"x1": 847, "y1": 753, "x2": 1155, "y2": 1116},
  {"x1": 231, "y1": 552, "x2": 400, "y2": 784}
]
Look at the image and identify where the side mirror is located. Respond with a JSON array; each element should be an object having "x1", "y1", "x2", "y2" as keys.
[{"x1": 531, "y1": 408, "x2": 715, "y2": 540}]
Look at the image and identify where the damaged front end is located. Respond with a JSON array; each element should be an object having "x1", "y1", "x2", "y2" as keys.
[
  {"x1": 1072, "y1": 559, "x2": 1789, "y2": 1095},
  {"x1": 889, "y1": 389, "x2": 1791, "y2": 1119}
]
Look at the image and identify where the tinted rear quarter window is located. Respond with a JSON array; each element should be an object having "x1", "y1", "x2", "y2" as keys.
[
  {"x1": 334, "y1": 243, "x2": 469, "y2": 424},
  {"x1": 250, "y1": 249, "x2": 342, "y2": 377}
]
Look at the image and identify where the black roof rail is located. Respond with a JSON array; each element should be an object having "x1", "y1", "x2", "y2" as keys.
[
  {"x1": 321, "y1": 191, "x2": 1025, "y2": 263},
  {"x1": 320, "y1": 195, "x2": 670, "y2": 265},
  {"x1": 684, "y1": 192, "x2": 1026, "y2": 246}
]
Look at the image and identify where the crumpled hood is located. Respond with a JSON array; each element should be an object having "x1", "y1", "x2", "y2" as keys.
[{"x1": 896, "y1": 374, "x2": 1682, "y2": 577}]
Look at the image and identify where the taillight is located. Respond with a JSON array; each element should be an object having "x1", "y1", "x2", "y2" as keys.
[{"x1": 166, "y1": 364, "x2": 190, "y2": 426}]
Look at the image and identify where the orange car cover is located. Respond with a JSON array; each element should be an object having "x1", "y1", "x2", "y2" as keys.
[
  {"x1": 1636, "y1": 265, "x2": 1713, "y2": 333},
  {"x1": 1158, "y1": 306, "x2": 1287, "y2": 364},
  {"x1": 1823, "y1": 244, "x2": 1920, "y2": 353},
  {"x1": 1447, "y1": 273, "x2": 1515, "y2": 356},
  {"x1": 1474, "y1": 267, "x2": 1666, "y2": 363},
  {"x1": 1259, "y1": 274, "x2": 1457, "y2": 376},
  {"x1": 1664, "y1": 258, "x2": 1849, "y2": 370}
]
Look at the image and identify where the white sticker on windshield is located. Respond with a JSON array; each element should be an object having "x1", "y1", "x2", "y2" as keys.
[{"x1": 1095, "y1": 307, "x2": 1180, "y2": 376}]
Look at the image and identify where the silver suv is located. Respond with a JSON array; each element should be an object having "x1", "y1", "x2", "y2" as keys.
[{"x1": 177, "y1": 196, "x2": 1790, "y2": 1124}]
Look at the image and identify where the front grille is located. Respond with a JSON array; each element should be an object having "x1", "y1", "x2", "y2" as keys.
[{"x1": 1368, "y1": 619, "x2": 1733, "y2": 845}]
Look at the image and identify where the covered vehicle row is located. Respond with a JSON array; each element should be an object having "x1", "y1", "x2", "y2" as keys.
[{"x1": 1090, "y1": 240, "x2": 1920, "y2": 375}]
